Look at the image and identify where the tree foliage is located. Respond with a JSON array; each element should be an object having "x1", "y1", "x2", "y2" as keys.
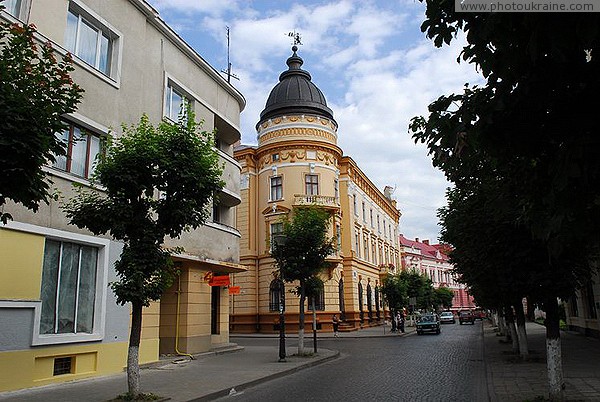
[
  {"x1": 270, "y1": 205, "x2": 335, "y2": 354},
  {"x1": 381, "y1": 272, "x2": 408, "y2": 312},
  {"x1": 63, "y1": 111, "x2": 223, "y2": 395},
  {"x1": 410, "y1": 5, "x2": 600, "y2": 399},
  {"x1": 0, "y1": 19, "x2": 83, "y2": 223},
  {"x1": 64, "y1": 113, "x2": 223, "y2": 305},
  {"x1": 433, "y1": 287, "x2": 454, "y2": 310}
]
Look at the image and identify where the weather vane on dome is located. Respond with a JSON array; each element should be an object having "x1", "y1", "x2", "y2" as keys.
[{"x1": 286, "y1": 30, "x2": 302, "y2": 46}]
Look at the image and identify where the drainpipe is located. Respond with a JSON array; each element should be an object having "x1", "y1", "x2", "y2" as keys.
[{"x1": 175, "y1": 273, "x2": 194, "y2": 360}]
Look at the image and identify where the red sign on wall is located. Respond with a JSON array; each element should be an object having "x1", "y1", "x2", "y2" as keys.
[
  {"x1": 228, "y1": 286, "x2": 241, "y2": 295},
  {"x1": 208, "y1": 275, "x2": 230, "y2": 287}
]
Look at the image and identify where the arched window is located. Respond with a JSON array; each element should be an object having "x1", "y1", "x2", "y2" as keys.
[{"x1": 269, "y1": 279, "x2": 285, "y2": 312}]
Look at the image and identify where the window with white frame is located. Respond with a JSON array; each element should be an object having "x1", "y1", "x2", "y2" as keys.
[
  {"x1": 305, "y1": 174, "x2": 319, "y2": 196},
  {"x1": 355, "y1": 230, "x2": 360, "y2": 258},
  {"x1": 4, "y1": 0, "x2": 24, "y2": 17},
  {"x1": 165, "y1": 81, "x2": 191, "y2": 121},
  {"x1": 362, "y1": 202, "x2": 366, "y2": 223},
  {"x1": 353, "y1": 195, "x2": 358, "y2": 216},
  {"x1": 270, "y1": 176, "x2": 283, "y2": 201},
  {"x1": 40, "y1": 239, "x2": 98, "y2": 335},
  {"x1": 65, "y1": 3, "x2": 117, "y2": 76},
  {"x1": 53, "y1": 122, "x2": 102, "y2": 179}
]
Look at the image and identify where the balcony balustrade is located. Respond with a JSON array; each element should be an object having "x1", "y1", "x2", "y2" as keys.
[{"x1": 293, "y1": 194, "x2": 340, "y2": 209}]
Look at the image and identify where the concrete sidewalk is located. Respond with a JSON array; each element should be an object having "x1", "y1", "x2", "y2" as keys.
[
  {"x1": 0, "y1": 324, "x2": 411, "y2": 402},
  {"x1": 484, "y1": 320, "x2": 600, "y2": 401}
]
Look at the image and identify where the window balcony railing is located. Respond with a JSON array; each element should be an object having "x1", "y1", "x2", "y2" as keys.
[{"x1": 293, "y1": 194, "x2": 340, "y2": 209}]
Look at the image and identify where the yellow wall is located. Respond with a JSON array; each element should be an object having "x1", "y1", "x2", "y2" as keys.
[
  {"x1": 0, "y1": 229, "x2": 44, "y2": 300},
  {"x1": 0, "y1": 341, "x2": 128, "y2": 392}
]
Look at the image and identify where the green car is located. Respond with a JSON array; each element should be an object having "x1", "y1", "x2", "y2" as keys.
[{"x1": 416, "y1": 313, "x2": 441, "y2": 335}]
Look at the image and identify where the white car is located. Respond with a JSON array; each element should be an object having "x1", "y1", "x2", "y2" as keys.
[{"x1": 439, "y1": 311, "x2": 456, "y2": 324}]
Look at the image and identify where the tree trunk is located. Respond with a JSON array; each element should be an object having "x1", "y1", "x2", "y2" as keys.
[
  {"x1": 545, "y1": 297, "x2": 564, "y2": 401},
  {"x1": 497, "y1": 309, "x2": 506, "y2": 336},
  {"x1": 298, "y1": 284, "x2": 305, "y2": 355},
  {"x1": 505, "y1": 305, "x2": 519, "y2": 353},
  {"x1": 127, "y1": 300, "x2": 143, "y2": 396},
  {"x1": 526, "y1": 296, "x2": 536, "y2": 322},
  {"x1": 514, "y1": 299, "x2": 529, "y2": 357}
]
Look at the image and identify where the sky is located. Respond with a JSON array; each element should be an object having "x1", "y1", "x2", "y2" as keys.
[{"x1": 146, "y1": 0, "x2": 483, "y2": 243}]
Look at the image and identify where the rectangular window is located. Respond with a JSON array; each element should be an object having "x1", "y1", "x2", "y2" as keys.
[
  {"x1": 270, "y1": 222, "x2": 284, "y2": 251},
  {"x1": 40, "y1": 239, "x2": 98, "y2": 335},
  {"x1": 370, "y1": 209, "x2": 374, "y2": 227},
  {"x1": 353, "y1": 195, "x2": 358, "y2": 216},
  {"x1": 165, "y1": 82, "x2": 191, "y2": 121},
  {"x1": 307, "y1": 287, "x2": 325, "y2": 311},
  {"x1": 305, "y1": 174, "x2": 319, "y2": 196},
  {"x1": 272, "y1": 153, "x2": 280, "y2": 162},
  {"x1": 334, "y1": 179, "x2": 339, "y2": 200},
  {"x1": 53, "y1": 123, "x2": 102, "y2": 179},
  {"x1": 377, "y1": 215, "x2": 380, "y2": 233},
  {"x1": 212, "y1": 200, "x2": 222, "y2": 224},
  {"x1": 270, "y1": 176, "x2": 283, "y2": 201},
  {"x1": 65, "y1": 4, "x2": 115, "y2": 76},
  {"x1": 4, "y1": 0, "x2": 22, "y2": 17},
  {"x1": 364, "y1": 235, "x2": 369, "y2": 261},
  {"x1": 362, "y1": 202, "x2": 366, "y2": 223}
]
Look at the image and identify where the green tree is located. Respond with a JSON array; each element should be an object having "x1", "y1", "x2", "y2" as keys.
[
  {"x1": 381, "y1": 272, "x2": 408, "y2": 312},
  {"x1": 381, "y1": 272, "x2": 408, "y2": 328},
  {"x1": 410, "y1": 6, "x2": 599, "y2": 399},
  {"x1": 433, "y1": 287, "x2": 454, "y2": 310},
  {"x1": 63, "y1": 112, "x2": 223, "y2": 397},
  {"x1": 270, "y1": 205, "x2": 335, "y2": 355},
  {"x1": 0, "y1": 17, "x2": 83, "y2": 223},
  {"x1": 401, "y1": 270, "x2": 434, "y2": 311}
]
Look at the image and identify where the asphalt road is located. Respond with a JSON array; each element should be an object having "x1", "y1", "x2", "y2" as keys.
[{"x1": 223, "y1": 320, "x2": 487, "y2": 402}]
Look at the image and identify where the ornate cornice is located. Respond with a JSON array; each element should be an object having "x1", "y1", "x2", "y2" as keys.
[
  {"x1": 259, "y1": 127, "x2": 337, "y2": 145},
  {"x1": 340, "y1": 156, "x2": 400, "y2": 221},
  {"x1": 258, "y1": 114, "x2": 337, "y2": 132}
]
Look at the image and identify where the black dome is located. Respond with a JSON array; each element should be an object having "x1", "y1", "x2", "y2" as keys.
[{"x1": 258, "y1": 46, "x2": 334, "y2": 126}]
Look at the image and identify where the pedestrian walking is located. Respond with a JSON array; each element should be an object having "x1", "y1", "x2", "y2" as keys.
[
  {"x1": 332, "y1": 314, "x2": 340, "y2": 337},
  {"x1": 397, "y1": 311, "x2": 405, "y2": 333}
]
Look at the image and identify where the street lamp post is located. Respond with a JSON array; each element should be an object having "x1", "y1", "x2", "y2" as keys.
[{"x1": 278, "y1": 282, "x2": 286, "y2": 362}]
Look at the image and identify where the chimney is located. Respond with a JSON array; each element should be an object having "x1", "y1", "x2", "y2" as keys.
[
  {"x1": 423, "y1": 239, "x2": 429, "y2": 245},
  {"x1": 415, "y1": 237, "x2": 419, "y2": 243}
]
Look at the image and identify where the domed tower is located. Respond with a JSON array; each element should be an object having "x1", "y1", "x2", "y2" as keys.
[
  {"x1": 233, "y1": 46, "x2": 344, "y2": 333},
  {"x1": 234, "y1": 46, "x2": 402, "y2": 334}
]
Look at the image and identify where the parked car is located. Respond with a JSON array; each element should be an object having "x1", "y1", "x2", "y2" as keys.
[
  {"x1": 439, "y1": 311, "x2": 455, "y2": 324},
  {"x1": 416, "y1": 313, "x2": 441, "y2": 335},
  {"x1": 459, "y1": 310, "x2": 475, "y2": 325},
  {"x1": 473, "y1": 309, "x2": 486, "y2": 320}
]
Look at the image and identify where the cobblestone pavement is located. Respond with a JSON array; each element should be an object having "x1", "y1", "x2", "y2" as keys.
[{"x1": 218, "y1": 321, "x2": 486, "y2": 401}]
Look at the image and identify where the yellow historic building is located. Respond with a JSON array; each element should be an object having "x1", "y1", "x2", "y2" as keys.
[{"x1": 230, "y1": 46, "x2": 401, "y2": 333}]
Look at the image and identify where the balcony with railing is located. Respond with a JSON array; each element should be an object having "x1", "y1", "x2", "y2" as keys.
[{"x1": 293, "y1": 194, "x2": 340, "y2": 210}]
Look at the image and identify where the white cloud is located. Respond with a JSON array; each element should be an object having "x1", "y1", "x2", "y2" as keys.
[{"x1": 147, "y1": 0, "x2": 483, "y2": 242}]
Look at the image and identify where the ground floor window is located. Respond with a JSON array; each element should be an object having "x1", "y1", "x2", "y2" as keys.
[
  {"x1": 308, "y1": 284, "x2": 325, "y2": 311},
  {"x1": 40, "y1": 239, "x2": 98, "y2": 335}
]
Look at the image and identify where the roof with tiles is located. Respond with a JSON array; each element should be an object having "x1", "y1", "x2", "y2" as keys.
[{"x1": 399, "y1": 234, "x2": 450, "y2": 262}]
